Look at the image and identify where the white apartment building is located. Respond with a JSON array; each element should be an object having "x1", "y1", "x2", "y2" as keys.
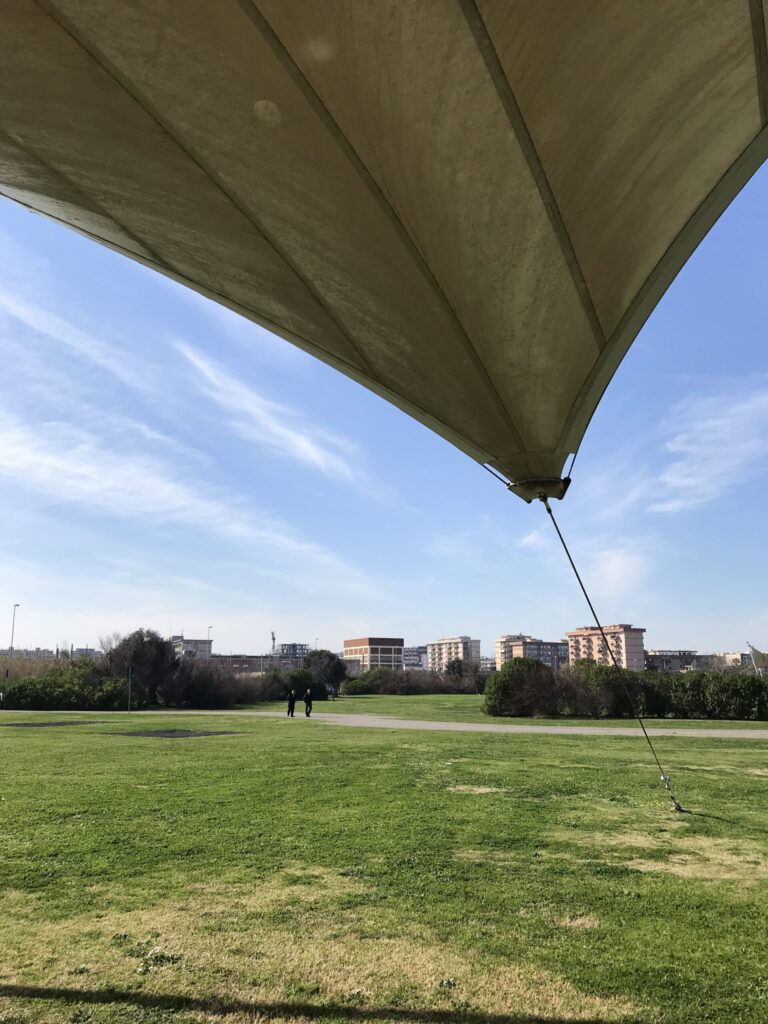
[
  {"x1": 403, "y1": 645, "x2": 428, "y2": 670},
  {"x1": 427, "y1": 636, "x2": 481, "y2": 672},
  {"x1": 170, "y1": 635, "x2": 212, "y2": 659},
  {"x1": 566, "y1": 624, "x2": 645, "y2": 671}
]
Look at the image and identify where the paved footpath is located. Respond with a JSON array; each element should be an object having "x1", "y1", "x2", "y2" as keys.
[
  {"x1": 5, "y1": 708, "x2": 768, "y2": 740},
  {"x1": 256, "y1": 712, "x2": 768, "y2": 740}
]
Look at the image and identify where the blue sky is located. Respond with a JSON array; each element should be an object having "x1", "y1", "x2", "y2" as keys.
[{"x1": 1, "y1": 168, "x2": 767, "y2": 658}]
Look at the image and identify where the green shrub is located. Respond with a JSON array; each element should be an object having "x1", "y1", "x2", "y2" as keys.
[
  {"x1": 237, "y1": 671, "x2": 289, "y2": 703},
  {"x1": 483, "y1": 658, "x2": 557, "y2": 717},
  {"x1": 340, "y1": 674, "x2": 381, "y2": 695},
  {"x1": 3, "y1": 658, "x2": 124, "y2": 710}
]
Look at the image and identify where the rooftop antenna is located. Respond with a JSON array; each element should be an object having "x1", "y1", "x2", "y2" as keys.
[{"x1": 271, "y1": 631, "x2": 276, "y2": 655}]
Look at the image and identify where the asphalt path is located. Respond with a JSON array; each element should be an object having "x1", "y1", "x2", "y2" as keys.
[
  {"x1": 4, "y1": 708, "x2": 768, "y2": 739},
  {"x1": 261, "y1": 712, "x2": 768, "y2": 739}
]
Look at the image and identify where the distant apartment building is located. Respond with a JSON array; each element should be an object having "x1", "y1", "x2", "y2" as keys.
[
  {"x1": 427, "y1": 636, "x2": 481, "y2": 672},
  {"x1": 494, "y1": 634, "x2": 530, "y2": 669},
  {"x1": 566, "y1": 624, "x2": 645, "y2": 671},
  {"x1": 645, "y1": 649, "x2": 697, "y2": 673},
  {"x1": 213, "y1": 653, "x2": 305, "y2": 674},
  {"x1": 495, "y1": 634, "x2": 568, "y2": 671},
  {"x1": 170, "y1": 635, "x2": 212, "y2": 659},
  {"x1": 0, "y1": 647, "x2": 56, "y2": 660},
  {"x1": 277, "y1": 642, "x2": 310, "y2": 659},
  {"x1": 73, "y1": 647, "x2": 103, "y2": 659},
  {"x1": 479, "y1": 655, "x2": 497, "y2": 674},
  {"x1": 403, "y1": 645, "x2": 428, "y2": 670},
  {"x1": 343, "y1": 637, "x2": 404, "y2": 673},
  {"x1": 695, "y1": 652, "x2": 750, "y2": 671}
]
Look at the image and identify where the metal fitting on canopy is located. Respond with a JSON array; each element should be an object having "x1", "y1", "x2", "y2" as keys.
[{"x1": 506, "y1": 477, "x2": 571, "y2": 503}]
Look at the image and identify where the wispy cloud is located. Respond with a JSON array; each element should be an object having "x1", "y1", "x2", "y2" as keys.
[
  {"x1": 0, "y1": 411, "x2": 380, "y2": 597},
  {"x1": 649, "y1": 385, "x2": 768, "y2": 512},
  {"x1": 518, "y1": 527, "x2": 550, "y2": 550},
  {"x1": 177, "y1": 341, "x2": 357, "y2": 481},
  {"x1": 585, "y1": 546, "x2": 652, "y2": 603},
  {"x1": 0, "y1": 287, "x2": 146, "y2": 392}
]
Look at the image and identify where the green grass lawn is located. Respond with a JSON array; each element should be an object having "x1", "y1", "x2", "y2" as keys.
[
  {"x1": 2, "y1": 708, "x2": 767, "y2": 1024},
  {"x1": 257, "y1": 692, "x2": 768, "y2": 729}
]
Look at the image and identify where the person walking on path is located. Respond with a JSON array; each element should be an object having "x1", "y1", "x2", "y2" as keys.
[
  {"x1": 287, "y1": 689, "x2": 296, "y2": 718},
  {"x1": 303, "y1": 688, "x2": 313, "y2": 717}
]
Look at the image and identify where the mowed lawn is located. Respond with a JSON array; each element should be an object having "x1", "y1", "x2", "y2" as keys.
[{"x1": 1, "y1": 710, "x2": 767, "y2": 1024}]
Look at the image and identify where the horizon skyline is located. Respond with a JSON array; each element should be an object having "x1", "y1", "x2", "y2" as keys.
[{"x1": 1, "y1": 622, "x2": 757, "y2": 660}]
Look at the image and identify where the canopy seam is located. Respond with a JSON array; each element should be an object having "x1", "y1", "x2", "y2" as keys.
[
  {"x1": 238, "y1": 0, "x2": 529, "y2": 456},
  {"x1": 34, "y1": 0, "x2": 384, "y2": 386},
  {"x1": 0, "y1": 126, "x2": 168, "y2": 267},
  {"x1": 749, "y1": 0, "x2": 768, "y2": 126},
  {"x1": 555, "y1": 122, "x2": 768, "y2": 454},
  {"x1": 458, "y1": 0, "x2": 606, "y2": 355}
]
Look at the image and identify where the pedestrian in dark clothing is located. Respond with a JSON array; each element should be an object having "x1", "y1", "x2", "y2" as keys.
[
  {"x1": 287, "y1": 689, "x2": 296, "y2": 718},
  {"x1": 303, "y1": 688, "x2": 313, "y2": 717}
]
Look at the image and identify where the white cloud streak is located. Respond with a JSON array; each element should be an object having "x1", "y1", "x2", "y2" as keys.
[
  {"x1": 0, "y1": 411, "x2": 379, "y2": 596},
  {"x1": 518, "y1": 528, "x2": 550, "y2": 550},
  {"x1": 0, "y1": 287, "x2": 146, "y2": 392},
  {"x1": 177, "y1": 341, "x2": 357, "y2": 481},
  {"x1": 650, "y1": 386, "x2": 768, "y2": 512}
]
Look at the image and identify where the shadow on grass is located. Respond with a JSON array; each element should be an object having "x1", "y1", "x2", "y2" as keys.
[{"x1": 0, "y1": 983, "x2": 625, "y2": 1024}]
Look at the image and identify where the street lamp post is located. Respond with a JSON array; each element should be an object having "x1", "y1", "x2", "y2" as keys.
[{"x1": 9, "y1": 603, "x2": 19, "y2": 654}]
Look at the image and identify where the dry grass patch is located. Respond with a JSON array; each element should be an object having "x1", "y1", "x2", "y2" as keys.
[
  {"x1": 551, "y1": 814, "x2": 690, "y2": 850},
  {"x1": 446, "y1": 784, "x2": 506, "y2": 794},
  {"x1": 628, "y1": 836, "x2": 768, "y2": 882},
  {"x1": 675, "y1": 764, "x2": 768, "y2": 778},
  {"x1": 557, "y1": 829, "x2": 676, "y2": 850},
  {"x1": 551, "y1": 824, "x2": 768, "y2": 884},
  {"x1": 555, "y1": 915, "x2": 601, "y2": 929},
  {"x1": 0, "y1": 868, "x2": 637, "y2": 1024},
  {"x1": 517, "y1": 904, "x2": 600, "y2": 931},
  {"x1": 453, "y1": 848, "x2": 517, "y2": 865}
]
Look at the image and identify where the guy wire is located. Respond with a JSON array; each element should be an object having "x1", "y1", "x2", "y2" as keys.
[{"x1": 539, "y1": 495, "x2": 685, "y2": 813}]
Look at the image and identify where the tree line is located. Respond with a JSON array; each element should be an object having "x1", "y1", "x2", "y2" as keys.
[
  {"x1": 484, "y1": 658, "x2": 768, "y2": 721},
  {"x1": 1, "y1": 630, "x2": 348, "y2": 711}
]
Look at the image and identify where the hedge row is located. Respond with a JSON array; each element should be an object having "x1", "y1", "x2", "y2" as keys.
[
  {"x1": 1, "y1": 656, "x2": 248, "y2": 711},
  {"x1": 483, "y1": 658, "x2": 768, "y2": 720},
  {"x1": 340, "y1": 667, "x2": 483, "y2": 696}
]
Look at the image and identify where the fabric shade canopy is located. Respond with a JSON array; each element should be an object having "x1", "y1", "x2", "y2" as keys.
[{"x1": 2, "y1": 1, "x2": 767, "y2": 498}]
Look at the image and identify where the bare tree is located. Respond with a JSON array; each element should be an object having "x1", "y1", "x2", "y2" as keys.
[{"x1": 99, "y1": 632, "x2": 122, "y2": 655}]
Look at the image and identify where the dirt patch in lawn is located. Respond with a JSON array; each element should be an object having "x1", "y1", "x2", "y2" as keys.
[{"x1": 113, "y1": 729, "x2": 240, "y2": 739}]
